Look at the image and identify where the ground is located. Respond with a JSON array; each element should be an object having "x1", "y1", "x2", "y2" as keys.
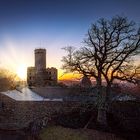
[
  {"x1": 0, "y1": 86, "x2": 140, "y2": 140},
  {"x1": 40, "y1": 126, "x2": 124, "y2": 140}
]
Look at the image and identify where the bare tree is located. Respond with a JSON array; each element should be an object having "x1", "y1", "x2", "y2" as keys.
[
  {"x1": 62, "y1": 46, "x2": 100, "y2": 85},
  {"x1": 62, "y1": 16, "x2": 140, "y2": 126}
]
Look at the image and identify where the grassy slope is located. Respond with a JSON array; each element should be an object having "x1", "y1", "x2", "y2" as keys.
[{"x1": 40, "y1": 126, "x2": 124, "y2": 140}]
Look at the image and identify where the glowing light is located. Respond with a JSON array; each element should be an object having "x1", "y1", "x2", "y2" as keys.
[{"x1": 16, "y1": 64, "x2": 27, "y2": 80}]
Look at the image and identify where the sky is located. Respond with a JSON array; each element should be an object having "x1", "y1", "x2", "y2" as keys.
[{"x1": 0, "y1": 0, "x2": 140, "y2": 80}]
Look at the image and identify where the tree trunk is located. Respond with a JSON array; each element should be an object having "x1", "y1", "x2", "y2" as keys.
[
  {"x1": 97, "y1": 83, "x2": 112, "y2": 127},
  {"x1": 97, "y1": 83, "x2": 111, "y2": 127},
  {"x1": 84, "y1": 74, "x2": 102, "y2": 129},
  {"x1": 96, "y1": 72, "x2": 102, "y2": 90},
  {"x1": 106, "y1": 83, "x2": 111, "y2": 103},
  {"x1": 97, "y1": 108, "x2": 107, "y2": 126}
]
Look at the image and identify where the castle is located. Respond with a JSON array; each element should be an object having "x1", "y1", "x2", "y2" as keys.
[{"x1": 27, "y1": 48, "x2": 57, "y2": 86}]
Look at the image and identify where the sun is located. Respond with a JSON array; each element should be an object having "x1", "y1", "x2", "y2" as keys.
[{"x1": 16, "y1": 64, "x2": 27, "y2": 80}]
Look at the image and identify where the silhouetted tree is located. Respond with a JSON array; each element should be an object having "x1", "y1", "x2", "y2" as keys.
[{"x1": 62, "y1": 16, "x2": 140, "y2": 126}]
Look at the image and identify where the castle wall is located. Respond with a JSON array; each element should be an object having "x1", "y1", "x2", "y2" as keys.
[
  {"x1": 27, "y1": 67, "x2": 36, "y2": 86},
  {"x1": 0, "y1": 93, "x2": 81, "y2": 130},
  {"x1": 46, "y1": 67, "x2": 57, "y2": 83}
]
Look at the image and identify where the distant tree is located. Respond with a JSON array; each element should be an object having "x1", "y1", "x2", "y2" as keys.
[
  {"x1": 62, "y1": 16, "x2": 140, "y2": 126},
  {"x1": 0, "y1": 68, "x2": 18, "y2": 90}
]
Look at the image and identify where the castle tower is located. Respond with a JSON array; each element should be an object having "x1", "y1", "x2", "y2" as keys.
[
  {"x1": 35, "y1": 48, "x2": 46, "y2": 73},
  {"x1": 27, "y1": 48, "x2": 57, "y2": 87}
]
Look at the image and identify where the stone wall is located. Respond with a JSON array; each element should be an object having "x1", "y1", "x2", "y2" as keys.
[
  {"x1": 0, "y1": 93, "x2": 81, "y2": 130},
  {"x1": 1, "y1": 92, "x2": 140, "y2": 134}
]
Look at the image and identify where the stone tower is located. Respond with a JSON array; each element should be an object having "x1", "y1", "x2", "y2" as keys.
[
  {"x1": 27, "y1": 48, "x2": 57, "y2": 87},
  {"x1": 35, "y1": 48, "x2": 46, "y2": 72}
]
